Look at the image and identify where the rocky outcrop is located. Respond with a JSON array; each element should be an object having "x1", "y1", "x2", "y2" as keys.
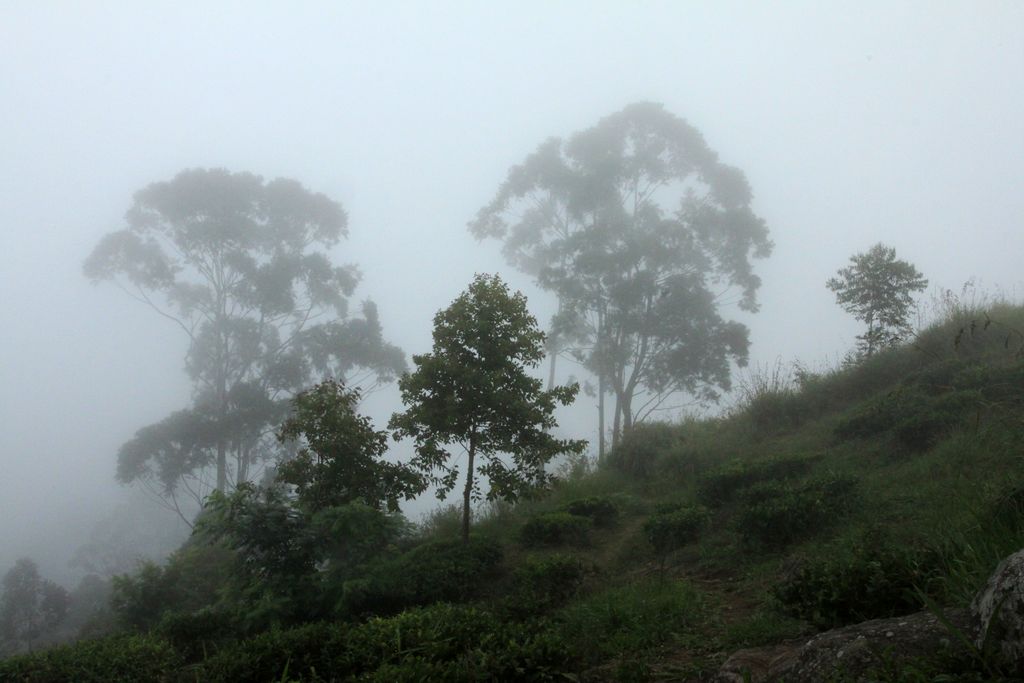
[
  {"x1": 715, "y1": 608, "x2": 972, "y2": 682},
  {"x1": 717, "y1": 546, "x2": 1024, "y2": 681},
  {"x1": 970, "y1": 547, "x2": 1024, "y2": 665}
]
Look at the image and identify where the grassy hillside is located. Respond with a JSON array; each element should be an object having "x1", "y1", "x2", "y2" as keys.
[{"x1": 4, "y1": 303, "x2": 1024, "y2": 681}]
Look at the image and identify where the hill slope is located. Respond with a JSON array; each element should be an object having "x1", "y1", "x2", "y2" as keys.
[{"x1": 4, "y1": 304, "x2": 1024, "y2": 681}]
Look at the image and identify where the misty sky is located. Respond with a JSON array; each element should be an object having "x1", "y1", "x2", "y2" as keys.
[{"x1": 2, "y1": 1, "x2": 1023, "y2": 583}]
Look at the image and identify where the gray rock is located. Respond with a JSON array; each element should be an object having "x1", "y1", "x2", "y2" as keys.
[
  {"x1": 714, "y1": 609, "x2": 972, "y2": 682},
  {"x1": 970, "y1": 547, "x2": 1024, "y2": 666}
]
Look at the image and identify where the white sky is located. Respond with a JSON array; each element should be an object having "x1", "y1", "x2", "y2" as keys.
[{"x1": 2, "y1": 1, "x2": 1022, "y2": 582}]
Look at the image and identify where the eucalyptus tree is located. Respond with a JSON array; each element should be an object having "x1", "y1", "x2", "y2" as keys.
[
  {"x1": 390, "y1": 274, "x2": 586, "y2": 542},
  {"x1": 827, "y1": 243, "x2": 928, "y2": 358},
  {"x1": 86, "y1": 169, "x2": 404, "y2": 520},
  {"x1": 470, "y1": 103, "x2": 772, "y2": 454}
]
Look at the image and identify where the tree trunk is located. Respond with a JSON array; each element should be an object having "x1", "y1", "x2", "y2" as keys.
[
  {"x1": 611, "y1": 398, "x2": 621, "y2": 451},
  {"x1": 461, "y1": 436, "x2": 476, "y2": 544},
  {"x1": 620, "y1": 388, "x2": 633, "y2": 437},
  {"x1": 236, "y1": 443, "x2": 249, "y2": 487},
  {"x1": 216, "y1": 441, "x2": 227, "y2": 492},
  {"x1": 597, "y1": 374, "x2": 606, "y2": 462}
]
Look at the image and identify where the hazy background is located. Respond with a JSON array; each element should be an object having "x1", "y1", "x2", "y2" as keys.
[{"x1": 2, "y1": 1, "x2": 1022, "y2": 584}]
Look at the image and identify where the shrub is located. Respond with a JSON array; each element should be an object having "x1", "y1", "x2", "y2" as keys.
[
  {"x1": 834, "y1": 393, "x2": 904, "y2": 442},
  {"x1": 773, "y1": 532, "x2": 942, "y2": 629},
  {"x1": 109, "y1": 543, "x2": 232, "y2": 632},
  {"x1": 605, "y1": 422, "x2": 679, "y2": 479},
  {"x1": 894, "y1": 389, "x2": 980, "y2": 453},
  {"x1": 505, "y1": 555, "x2": 586, "y2": 617},
  {"x1": 519, "y1": 512, "x2": 591, "y2": 548},
  {"x1": 696, "y1": 461, "x2": 758, "y2": 507},
  {"x1": 644, "y1": 505, "x2": 710, "y2": 564},
  {"x1": 153, "y1": 608, "x2": 237, "y2": 662},
  {"x1": 563, "y1": 496, "x2": 618, "y2": 528},
  {"x1": 196, "y1": 604, "x2": 574, "y2": 682},
  {"x1": 735, "y1": 475, "x2": 858, "y2": 549},
  {"x1": 696, "y1": 456, "x2": 814, "y2": 507},
  {"x1": 0, "y1": 634, "x2": 180, "y2": 682},
  {"x1": 555, "y1": 579, "x2": 705, "y2": 666},
  {"x1": 339, "y1": 537, "x2": 503, "y2": 618},
  {"x1": 192, "y1": 620, "x2": 348, "y2": 682}
]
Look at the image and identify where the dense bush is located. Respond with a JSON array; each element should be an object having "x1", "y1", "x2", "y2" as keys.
[
  {"x1": 833, "y1": 393, "x2": 904, "y2": 442},
  {"x1": 774, "y1": 532, "x2": 941, "y2": 629},
  {"x1": 504, "y1": 555, "x2": 586, "y2": 618},
  {"x1": 735, "y1": 475, "x2": 858, "y2": 549},
  {"x1": 745, "y1": 385, "x2": 810, "y2": 434},
  {"x1": 339, "y1": 537, "x2": 503, "y2": 618},
  {"x1": 152, "y1": 608, "x2": 237, "y2": 663},
  {"x1": 605, "y1": 422, "x2": 679, "y2": 479},
  {"x1": 109, "y1": 542, "x2": 232, "y2": 632},
  {"x1": 835, "y1": 366, "x2": 988, "y2": 451},
  {"x1": 519, "y1": 512, "x2": 591, "y2": 548},
  {"x1": 644, "y1": 505, "x2": 710, "y2": 564},
  {"x1": 563, "y1": 496, "x2": 618, "y2": 527},
  {"x1": 190, "y1": 620, "x2": 348, "y2": 681},
  {"x1": 0, "y1": 633, "x2": 180, "y2": 682},
  {"x1": 554, "y1": 579, "x2": 705, "y2": 667},
  {"x1": 696, "y1": 456, "x2": 814, "y2": 507},
  {"x1": 894, "y1": 389, "x2": 980, "y2": 452},
  {"x1": 194, "y1": 604, "x2": 572, "y2": 682}
]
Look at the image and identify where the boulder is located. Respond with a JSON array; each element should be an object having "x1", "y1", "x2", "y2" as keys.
[
  {"x1": 714, "y1": 608, "x2": 972, "y2": 682},
  {"x1": 970, "y1": 547, "x2": 1024, "y2": 667}
]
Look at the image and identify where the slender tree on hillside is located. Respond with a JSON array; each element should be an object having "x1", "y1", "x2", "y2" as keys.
[
  {"x1": 85, "y1": 169, "x2": 405, "y2": 522},
  {"x1": 826, "y1": 243, "x2": 928, "y2": 358},
  {"x1": 390, "y1": 274, "x2": 587, "y2": 543},
  {"x1": 470, "y1": 102, "x2": 772, "y2": 456}
]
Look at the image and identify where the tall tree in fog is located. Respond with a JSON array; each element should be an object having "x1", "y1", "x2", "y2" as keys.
[
  {"x1": 0, "y1": 558, "x2": 69, "y2": 655},
  {"x1": 470, "y1": 103, "x2": 772, "y2": 454},
  {"x1": 827, "y1": 243, "x2": 928, "y2": 358},
  {"x1": 85, "y1": 169, "x2": 405, "y2": 520}
]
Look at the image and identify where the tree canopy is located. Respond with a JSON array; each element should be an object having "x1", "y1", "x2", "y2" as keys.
[
  {"x1": 389, "y1": 274, "x2": 586, "y2": 542},
  {"x1": 470, "y1": 102, "x2": 772, "y2": 454},
  {"x1": 85, "y1": 169, "x2": 405, "y2": 519},
  {"x1": 826, "y1": 243, "x2": 928, "y2": 358}
]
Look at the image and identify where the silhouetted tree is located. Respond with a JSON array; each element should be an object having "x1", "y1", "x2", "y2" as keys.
[
  {"x1": 470, "y1": 102, "x2": 772, "y2": 454},
  {"x1": 390, "y1": 274, "x2": 586, "y2": 542},
  {"x1": 0, "y1": 558, "x2": 69, "y2": 655},
  {"x1": 85, "y1": 169, "x2": 405, "y2": 520},
  {"x1": 827, "y1": 243, "x2": 928, "y2": 358}
]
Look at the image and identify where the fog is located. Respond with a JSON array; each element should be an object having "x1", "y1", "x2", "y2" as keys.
[{"x1": 2, "y1": 1, "x2": 1022, "y2": 585}]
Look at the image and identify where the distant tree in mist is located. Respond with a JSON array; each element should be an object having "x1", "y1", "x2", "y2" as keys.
[
  {"x1": 85, "y1": 169, "x2": 405, "y2": 522},
  {"x1": 0, "y1": 558, "x2": 68, "y2": 655},
  {"x1": 826, "y1": 243, "x2": 928, "y2": 358},
  {"x1": 390, "y1": 274, "x2": 586, "y2": 543},
  {"x1": 470, "y1": 102, "x2": 772, "y2": 455}
]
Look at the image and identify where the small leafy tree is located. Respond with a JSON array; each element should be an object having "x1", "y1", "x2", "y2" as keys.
[
  {"x1": 276, "y1": 379, "x2": 424, "y2": 513},
  {"x1": 826, "y1": 243, "x2": 928, "y2": 357},
  {"x1": 390, "y1": 274, "x2": 587, "y2": 542},
  {"x1": 0, "y1": 558, "x2": 69, "y2": 655}
]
